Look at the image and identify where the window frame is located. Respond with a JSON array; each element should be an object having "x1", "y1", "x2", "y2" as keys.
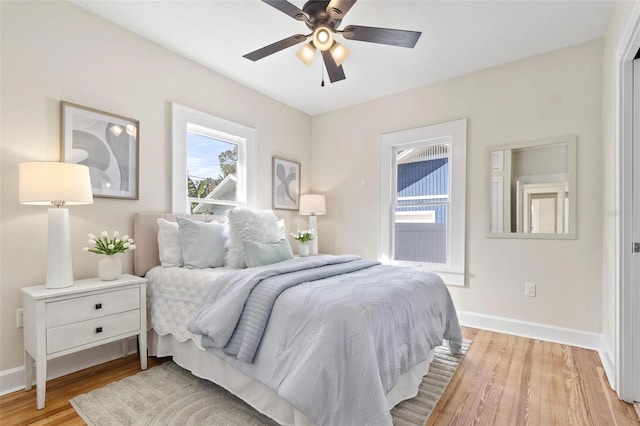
[
  {"x1": 379, "y1": 119, "x2": 467, "y2": 286},
  {"x1": 171, "y1": 103, "x2": 256, "y2": 214}
]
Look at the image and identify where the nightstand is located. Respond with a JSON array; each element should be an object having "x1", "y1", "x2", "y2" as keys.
[{"x1": 22, "y1": 274, "x2": 147, "y2": 409}]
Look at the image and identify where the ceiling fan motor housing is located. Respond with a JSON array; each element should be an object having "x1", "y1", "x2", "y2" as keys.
[{"x1": 303, "y1": 0, "x2": 341, "y2": 29}]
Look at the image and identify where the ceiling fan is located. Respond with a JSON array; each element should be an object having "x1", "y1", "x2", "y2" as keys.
[{"x1": 243, "y1": 0, "x2": 422, "y2": 84}]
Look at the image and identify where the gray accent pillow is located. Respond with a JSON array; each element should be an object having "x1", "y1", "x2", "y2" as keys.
[
  {"x1": 177, "y1": 217, "x2": 226, "y2": 269},
  {"x1": 244, "y1": 239, "x2": 294, "y2": 268}
]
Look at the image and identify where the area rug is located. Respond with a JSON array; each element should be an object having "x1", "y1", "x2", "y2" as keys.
[{"x1": 71, "y1": 340, "x2": 470, "y2": 425}]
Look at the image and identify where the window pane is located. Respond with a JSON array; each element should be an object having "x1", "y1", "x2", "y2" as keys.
[
  {"x1": 187, "y1": 131, "x2": 238, "y2": 213},
  {"x1": 394, "y1": 206, "x2": 447, "y2": 263},
  {"x1": 394, "y1": 144, "x2": 449, "y2": 264}
]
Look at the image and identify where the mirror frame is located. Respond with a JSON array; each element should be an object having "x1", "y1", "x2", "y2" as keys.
[{"x1": 486, "y1": 135, "x2": 577, "y2": 239}]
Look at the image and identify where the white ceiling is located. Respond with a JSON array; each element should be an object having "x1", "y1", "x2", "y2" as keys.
[{"x1": 73, "y1": 0, "x2": 612, "y2": 116}]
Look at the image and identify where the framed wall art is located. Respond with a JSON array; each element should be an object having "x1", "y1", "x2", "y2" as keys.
[
  {"x1": 61, "y1": 101, "x2": 139, "y2": 200},
  {"x1": 272, "y1": 157, "x2": 300, "y2": 210}
]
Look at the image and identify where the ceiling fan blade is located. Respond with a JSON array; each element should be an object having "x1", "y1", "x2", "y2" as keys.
[
  {"x1": 342, "y1": 25, "x2": 421, "y2": 48},
  {"x1": 326, "y1": 0, "x2": 357, "y2": 22},
  {"x1": 262, "y1": 0, "x2": 309, "y2": 22},
  {"x1": 243, "y1": 34, "x2": 308, "y2": 61},
  {"x1": 321, "y1": 50, "x2": 346, "y2": 83}
]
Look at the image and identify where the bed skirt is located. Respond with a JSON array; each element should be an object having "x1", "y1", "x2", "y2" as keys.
[{"x1": 148, "y1": 330, "x2": 435, "y2": 426}]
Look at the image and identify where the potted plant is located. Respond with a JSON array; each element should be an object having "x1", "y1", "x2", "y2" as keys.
[
  {"x1": 84, "y1": 231, "x2": 136, "y2": 280},
  {"x1": 291, "y1": 229, "x2": 315, "y2": 257}
]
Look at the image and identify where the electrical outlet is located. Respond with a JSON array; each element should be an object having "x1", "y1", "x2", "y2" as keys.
[
  {"x1": 16, "y1": 308, "x2": 23, "y2": 328},
  {"x1": 525, "y1": 283, "x2": 536, "y2": 297}
]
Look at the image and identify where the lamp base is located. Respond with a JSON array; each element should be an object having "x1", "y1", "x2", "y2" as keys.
[
  {"x1": 308, "y1": 215, "x2": 319, "y2": 255},
  {"x1": 46, "y1": 208, "x2": 74, "y2": 289}
]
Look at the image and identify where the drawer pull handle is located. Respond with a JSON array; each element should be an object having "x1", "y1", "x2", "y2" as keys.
[
  {"x1": 96, "y1": 327, "x2": 103, "y2": 333},
  {"x1": 95, "y1": 303, "x2": 102, "y2": 310}
]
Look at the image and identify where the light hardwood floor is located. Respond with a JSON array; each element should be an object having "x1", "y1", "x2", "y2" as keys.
[
  {"x1": 1, "y1": 327, "x2": 638, "y2": 425},
  {"x1": 428, "y1": 328, "x2": 639, "y2": 425}
]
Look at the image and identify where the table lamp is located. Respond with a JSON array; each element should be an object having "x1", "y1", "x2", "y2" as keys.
[
  {"x1": 299, "y1": 194, "x2": 326, "y2": 255},
  {"x1": 19, "y1": 162, "x2": 93, "y2": 289}
]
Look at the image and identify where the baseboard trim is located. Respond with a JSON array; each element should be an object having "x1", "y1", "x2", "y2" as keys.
[
  {"x1": 598, "y1": 336, "x2": 616, "y2": 390},
  {"x1": 457, "y1": 311, "x2": 600, "y2": 350},
  {"x1": 0, "y1": 317, "x2": 615, "y2": 398},
  {"x1": 0, "y1": 338, "x2": 138, "y2": 397}
]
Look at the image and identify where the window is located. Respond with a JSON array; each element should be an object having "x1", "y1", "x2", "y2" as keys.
[
  {"x1": 379, "y1": 119, "x2": 467, "y2": 286},
  {"x1": 172, "y1": 104, "x2": 256, "y2": 214},
  {"x1": 394, "y1": 143, "x2": 449, "y2": 264}
]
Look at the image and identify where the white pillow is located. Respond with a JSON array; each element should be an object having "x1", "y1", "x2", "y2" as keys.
[
  {"x1": 157, "y1": 218, "x2": 183, "y2": 267},
  {"x1": 276, "y1": 219, "x2": 286, "y2": 240},
  {"x1": 177, "y1": 218, "x2": 227, "y2": 269},
  {"x1": 225, "y1": 208, "x2": 282, "y2": 269}
]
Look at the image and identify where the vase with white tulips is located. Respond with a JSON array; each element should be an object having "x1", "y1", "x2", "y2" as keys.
[
  {"x1": 84, "y1": 231, "x2": 136, "y2": 280},
  {"x1": 291, "y1": 229, "x2": 315, "y2": 257}
]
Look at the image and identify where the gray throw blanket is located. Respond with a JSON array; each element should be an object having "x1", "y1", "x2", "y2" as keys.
[
  {"x1": 188, "y1": 255, "x2": 462, "y2": 425},
  {"x1": 224, "y1": 257, "x2": 380, "y2": 363}
]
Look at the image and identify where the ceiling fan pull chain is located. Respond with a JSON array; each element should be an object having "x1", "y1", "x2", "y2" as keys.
[{"x1": 321, "y1": 61, "x2": 325, "y2": 87}]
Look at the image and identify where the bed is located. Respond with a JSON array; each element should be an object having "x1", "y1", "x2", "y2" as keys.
[{"x1": 133, "y1": 210, "x2": 462, "y2": 426}]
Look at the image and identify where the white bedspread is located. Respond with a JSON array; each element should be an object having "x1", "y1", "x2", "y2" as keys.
[{"x1": 146, "y1": 266, "x2": 231, "y2": 344}]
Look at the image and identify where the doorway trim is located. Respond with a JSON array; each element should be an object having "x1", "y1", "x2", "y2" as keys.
[{"x1": 615, "y1": 3, "x2": 640, "y2": 403}]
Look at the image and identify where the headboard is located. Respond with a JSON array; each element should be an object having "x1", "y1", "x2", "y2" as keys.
[{"x1": 133, "y1": 212, "x2": 224, "y2": 276}]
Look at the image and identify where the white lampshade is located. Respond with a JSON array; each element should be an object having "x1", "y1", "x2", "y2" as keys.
[
  {"x1": 299, "y1": 194, "x2": 326, "y2": 216},
  {"x1": 19, "y1": 162, "x2": 93, "y2": 289},
  {"x1": 330, "y1": 41, "x2": 350, "y2": 67},
  {"x1": 296, "y1": 42, "x2": 316, "y2": 67},
  {"x1": 19, "y1": 162, "x2": 93, "y2": 206}
]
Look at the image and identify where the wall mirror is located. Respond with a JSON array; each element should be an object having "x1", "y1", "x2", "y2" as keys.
[{"x1": 487, "y1": 135, "x2": 576, "y2": 239}]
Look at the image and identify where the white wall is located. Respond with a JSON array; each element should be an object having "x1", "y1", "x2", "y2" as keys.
[
  {"x1": 601, "y1": 0, "x2": 636, "y2": 379},
  {"x1": 0, "y1": 1, "x2": 311, "y2": 371},
  {"x1": 311, "y1": 40, "x2": 604, "y2": 333}
]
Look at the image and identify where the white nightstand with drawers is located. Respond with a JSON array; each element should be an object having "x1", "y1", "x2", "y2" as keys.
[{"x1": 22, "y1": 274, "x2": 147, "y2": 409}]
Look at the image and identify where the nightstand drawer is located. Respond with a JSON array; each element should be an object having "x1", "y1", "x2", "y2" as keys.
[
  {"x1": 47, "y1": 309, "x2": 140, "y2": 354},
  {"x1": 47, "y1": 287, "x2": 140, "y2": 328}
]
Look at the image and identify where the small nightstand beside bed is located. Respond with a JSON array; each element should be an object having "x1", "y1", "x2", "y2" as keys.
[
  {"x1": 134, "y1": 210, "x2": 462, "y2": 426},
  {"x1": 22, "y1": 275, "x2": 148, "y2": 409}
]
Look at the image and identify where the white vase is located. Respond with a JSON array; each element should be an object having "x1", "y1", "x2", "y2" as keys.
[
  {"x1": 298, "y1": 242, "x2": 310, "y2": 257},
  {"x1": 98, "y1": 256, "x2": 121, "y2": 281}
]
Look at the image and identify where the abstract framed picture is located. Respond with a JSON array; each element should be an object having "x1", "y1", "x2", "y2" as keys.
[
  {"x1": 60, "y1": 101, "x2": 139, "y2": 200},
  {"x1": 272, "y1": 157, "x2": 300, "y2": 210}
]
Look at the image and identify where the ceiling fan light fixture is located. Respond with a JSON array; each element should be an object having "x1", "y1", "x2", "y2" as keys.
[
  {"x1": 313, "y1": 25, "x2": 334, "y2": 51},
  {"x1": 330, "y1": 41, "x2": 350, "y2": 66},
  {"x1": 296, "y1": 42, "x2": 316, "y2": 66}
]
